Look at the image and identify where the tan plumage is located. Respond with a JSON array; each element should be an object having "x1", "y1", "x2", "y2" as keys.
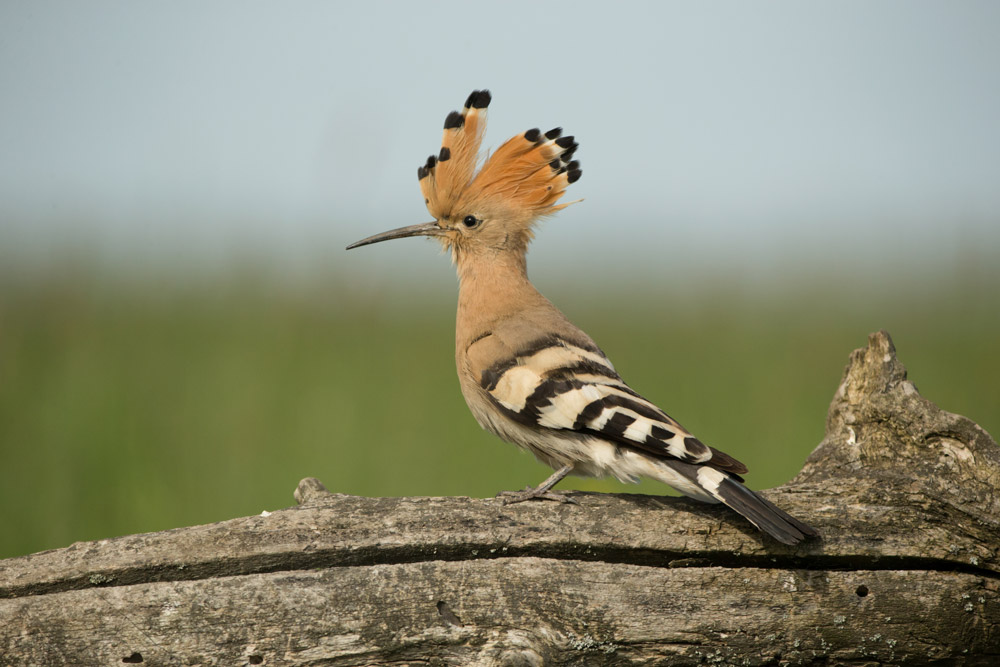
[{"x1": 348, "y1": 90, "x2": 818, "y2": 545}]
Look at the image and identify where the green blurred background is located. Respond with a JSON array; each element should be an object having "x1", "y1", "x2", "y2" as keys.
[
  {"x1": 2, "y1": 2, "x2": 999, "y2": 559},
  {"x1": 2, "y1": 267, "x2": 997, "y2": 559}
]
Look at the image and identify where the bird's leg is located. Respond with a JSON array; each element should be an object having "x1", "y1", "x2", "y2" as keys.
[{"x1": 498, "y1": 464, "x2": 577, "y2": 505}]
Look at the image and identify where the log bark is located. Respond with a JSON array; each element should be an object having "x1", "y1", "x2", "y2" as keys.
[{"x1": 1, "y1": 330, "x2": 998, "y2": 666}]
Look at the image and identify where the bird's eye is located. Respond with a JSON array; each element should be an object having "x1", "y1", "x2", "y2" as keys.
[{"x1": 462, "y1": 215, "x2": 481, "y2": 229}]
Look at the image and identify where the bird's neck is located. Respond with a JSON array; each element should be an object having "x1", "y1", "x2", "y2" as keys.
[{"x1": 455, "y1": 249, "x2": 541, "y2": 344}]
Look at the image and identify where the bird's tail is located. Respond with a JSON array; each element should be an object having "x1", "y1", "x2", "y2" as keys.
[{"x1": 662, "y1": 459, "x2": 819, "y2": 545}]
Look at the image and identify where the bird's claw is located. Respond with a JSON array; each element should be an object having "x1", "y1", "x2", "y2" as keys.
[{"x1": 497, "y1": 487, "x2": 579, "y2": 505}]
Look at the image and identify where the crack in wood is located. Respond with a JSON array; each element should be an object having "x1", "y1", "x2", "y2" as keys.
[{"x1": 3, "y1": 543, "x2": 996, "y2": 601}]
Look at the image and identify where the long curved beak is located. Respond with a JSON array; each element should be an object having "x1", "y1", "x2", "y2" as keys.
[{"x1": 346, "y1": 221, "x2": 443, "y2": 250}]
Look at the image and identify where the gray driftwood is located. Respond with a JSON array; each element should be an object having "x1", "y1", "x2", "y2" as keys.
[{"x1": 1, "y1": 331, "x2": 998, "y2": 666}]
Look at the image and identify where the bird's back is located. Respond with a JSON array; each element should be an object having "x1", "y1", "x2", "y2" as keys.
[{"x1": 455, "y1": 264, "x2": 722, "y2": 484}]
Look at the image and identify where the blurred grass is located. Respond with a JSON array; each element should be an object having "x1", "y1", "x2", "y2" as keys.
[{"x1": 1, "y1": 269, "x2": 997, "y2": 559}]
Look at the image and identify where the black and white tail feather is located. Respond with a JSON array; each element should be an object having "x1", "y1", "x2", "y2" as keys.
[{"x1": 479, "y1": 334, "x2": 819, "y2": 545}]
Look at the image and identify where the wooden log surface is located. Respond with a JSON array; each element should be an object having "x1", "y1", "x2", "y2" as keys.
[{"x1": 2, "y1": 330, "x2": 998, "y2": 666}]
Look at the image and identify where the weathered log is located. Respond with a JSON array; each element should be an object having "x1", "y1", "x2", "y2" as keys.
[{"x1": 1, "y1": 330, "x2": 997, "y2": 666}]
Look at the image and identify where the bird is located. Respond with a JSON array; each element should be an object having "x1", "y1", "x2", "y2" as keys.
[{"x1": 346, "y1": 89, "x2": 819, "y2": 545}]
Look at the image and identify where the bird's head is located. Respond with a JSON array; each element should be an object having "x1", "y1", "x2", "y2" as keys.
[{"x1": 347, "y1": 90, "x2": 581, "y2": 263}]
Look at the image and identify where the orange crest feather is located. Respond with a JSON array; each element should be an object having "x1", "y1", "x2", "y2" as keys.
[{"x1": 418, "y1": 90, "x2": 581, "y2": 224}]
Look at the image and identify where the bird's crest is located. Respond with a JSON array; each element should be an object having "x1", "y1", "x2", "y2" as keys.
[{"x1": 418, "y1": 90, "x2": 581, "y2": 229}]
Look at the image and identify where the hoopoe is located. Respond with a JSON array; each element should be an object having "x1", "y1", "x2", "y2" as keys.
[{"x1": 347, "y1": 90, "x2": 818, "y2": 545}]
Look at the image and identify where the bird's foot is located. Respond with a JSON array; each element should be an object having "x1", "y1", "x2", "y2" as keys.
[
  {"x1": 497, "y1": 486, "x2": 578, "y2": 505},
  {"x1": 497, "y1": 464, "x2": 577, "y2": 505}
]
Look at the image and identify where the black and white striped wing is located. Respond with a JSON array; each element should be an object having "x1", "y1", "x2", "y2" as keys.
[
  {"x1": 477, "y1": 334, "x2": 819, "y2": 544},
  {"x1": 480, "y1": 336, "x2": 743, "y2": 472}
]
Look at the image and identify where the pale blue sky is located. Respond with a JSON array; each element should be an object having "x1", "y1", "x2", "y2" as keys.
[{"x1": 2, "y1": 1, "x2": 998, "y2": 287}]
